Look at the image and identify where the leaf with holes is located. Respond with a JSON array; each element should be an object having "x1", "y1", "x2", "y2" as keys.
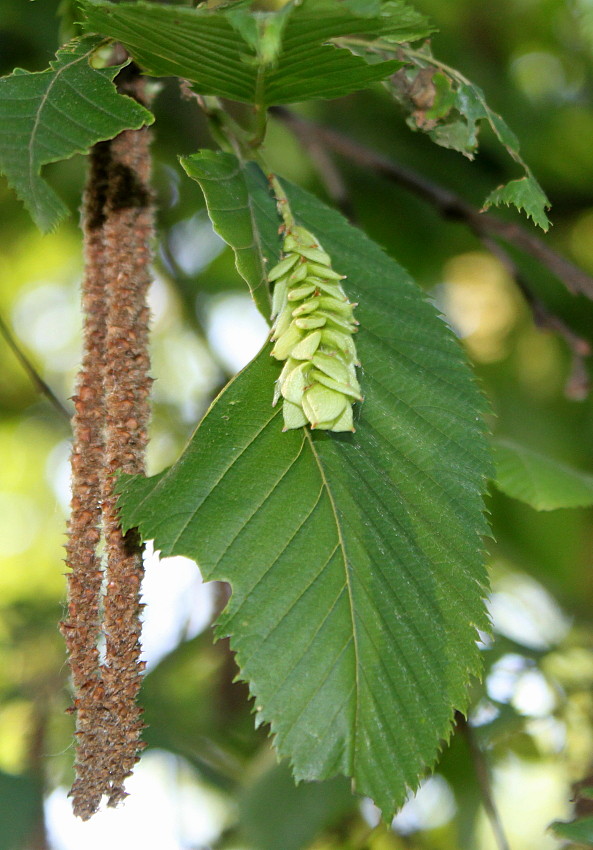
[
  {"x1": 117, "y1": 157, "x2": 492, "y2": 818},
  {"x1": 0, "y1": 34, "x2": 153, "y2": 231},
  {"x1": 385, "y1": 44, "x2": 551, "y2": 228}
]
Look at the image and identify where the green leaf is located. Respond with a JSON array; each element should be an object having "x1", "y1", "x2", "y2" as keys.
[
  {"x1": 80, "y1": 0, "x2": 403, "y2": 106},
  {"x1": 117, "y1": 158, "x2": 492, "y2": 819},
  {"x1": 181, "y1": 151, "x2": 278, "y2": 320},
  {"x1": 493, "y1": 438, "x2": 593, "y2": 511},
  {"x1": 0, "y1": 34, "x2": 153, "y2": 231},
  {"x1": 483, "y1": 175, "x2": 551, "y2": 231},
  {"x1": 550, "y1": 816, "x2": 593, "y2": 846}
]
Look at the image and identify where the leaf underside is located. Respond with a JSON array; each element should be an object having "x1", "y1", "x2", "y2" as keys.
[
  {"x1": 181, "y1": 151, "x2": 280, "y2": 321},
  {"x1": 117, "y1": 156, "x2": 492, "y2": 818},
  {"x1": 80, "y1": 0, "x2": 405, "y2": 106},
  {"x1": 0, "y1": 34, "x2": 153, "y2": 231},
  {"x1": 493, "y1": 438, "x2": 593, "y2": 511}
]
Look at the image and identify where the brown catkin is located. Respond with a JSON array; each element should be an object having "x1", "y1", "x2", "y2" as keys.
[
  {"x1": 100, "y1": 72, "x2": 154, "y2": 808},
  {"x1": 61, "y1": 141, "x2": 111, "y2": 820},
  {"x1": 63, "y1": 67, "x2": 154, "y2": 820}
]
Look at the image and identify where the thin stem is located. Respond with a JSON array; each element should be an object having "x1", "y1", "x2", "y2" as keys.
[
  {"x1": 268, "y1": 171, "x2": 295, "y2": 231},
  {"x1": 0, "y1": 310, "x2": 70, "y2": 421},
  {"x1": 457, "y1": 713, "x2": 512, "y2": 850}
]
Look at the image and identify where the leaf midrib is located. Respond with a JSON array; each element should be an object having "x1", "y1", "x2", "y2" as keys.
[{"x1": 305, "y1": 430, "x2": 359, "y2": 771}]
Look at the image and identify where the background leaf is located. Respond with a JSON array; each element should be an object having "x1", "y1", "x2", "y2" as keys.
[
  {"x1": 0, "y1": 34, "x2": 153, "y2": 231},
  {"x1": 80, "y1": 0, "x2": 405, "y2": 106},
  {"x1": 493, "y1": 438, "x2": 593, "y2": 511},
  {"x1": 117, "y1": 157, "x2": 492, "y2": 818}
]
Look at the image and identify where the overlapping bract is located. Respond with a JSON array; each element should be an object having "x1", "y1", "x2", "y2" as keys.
[{"x1": 269, "y1": 226, "x2": 362, "y2": 431}]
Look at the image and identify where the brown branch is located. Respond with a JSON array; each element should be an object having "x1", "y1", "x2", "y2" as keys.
[
  {"x1": 479, "y1": 235, "x2": 591, "y2": 399},
  {"x1": 0, "y1": 310, "x2": 70, "y2": 421},
  {"x1": 456, "y1": 712, "x2": 512, "y2": 850},
  {"x1": 270, "y1": 107, "x2": 593, "y2": 302}
]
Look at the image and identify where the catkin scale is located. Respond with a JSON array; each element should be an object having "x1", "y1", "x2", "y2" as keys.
[{"x1": 269, "y1": 226, "x2": 362, "y2": 431}]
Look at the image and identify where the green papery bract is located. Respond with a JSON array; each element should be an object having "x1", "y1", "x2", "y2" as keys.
[
  {"x1": 271, "y1": 303, "x2": 293, "y2": 338},
  {"x1": 281, "y1": 362, "x2": 310, "y2": 405},
  {"x1": 310, "y1": 369, "x2": 362, "y2": 400},
  {"x1": 312, "y1": 351, "x2": 352, "y2": 384},
  {"x1": 271, "y1": 322, "x2": 303, "y2": 359},
  {"x1": 287, "y1": 283, "x2": 317, "y2": 302},
  {"x1": 282, "y1": 399, "x2": 308, "y2": 430},
  {"x1": 292, "y1": 298, "x2": 321, "y2": 317},
  {"x1": 287, "y1": 262, "x2": 309, "y2": 284},
  {"x1": 271, "y1": 277, "x2": 288, "y2": 319},
  {"x1": 306, "y1": 262, "x2": 344, "y2": 280},
  {"x1": 290, "y1": 331, "x2": 322, "y2": 360},
  {"x1": 321, "y1": 328, "x2": 357, "y2": 359},
  {"x1": 317, "y1": 296, "x2": 354, "y2": 315},
  {"x1": 305, "y1": 277, "x2": 347, "y2": 299},
  {"x1": 302, "y1": 384, "x2": 347, "y2": 427},
  {"x1": 296, "y1": 245, "x2": 331, "y2": 265},
  {"x1": 267, "y1": 252, "x2": 300, "y2": 281},
  {"x1": 294, "y1": 315, "x2": 327, "y2": 330},
  {"x1": 316, "y1": 310, "x2": 358, "y2": 333}
]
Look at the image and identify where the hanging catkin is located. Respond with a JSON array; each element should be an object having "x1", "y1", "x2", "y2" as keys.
[{"x1": 61, "y1": 65, "x2": 154, "y2": 819}]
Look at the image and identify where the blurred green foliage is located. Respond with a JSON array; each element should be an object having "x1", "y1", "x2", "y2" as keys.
[{"x1": 1, "y1": 0, "x2": 593, "y2": 848}]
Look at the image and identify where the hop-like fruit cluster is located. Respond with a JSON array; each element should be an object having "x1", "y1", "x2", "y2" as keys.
[{"x1": 269, "y1": 226, "x2": 362, "y2": 431}]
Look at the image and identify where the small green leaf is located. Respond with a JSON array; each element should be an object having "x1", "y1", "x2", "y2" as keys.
[
  {"x1": 550, "y1": 816, "x2": 593, "y2": 846},
  {"x1": 181, "y1": 151, "x2": 277, "y2": 320},
  {"x1": 493, "y1": 438, "x2": 593, "y2": 510},
  {"x1": 0, "y1": 34, "x2": 153, "y2": 231},
  {"x1": 80, "y1": 0, "x2": 402, "y2": 107},
  {"x1": 118, "y1": 157, "x2": 492, "y2": 819},
  {"x1": 483, "y1": 175, "x2": 551, "y2": 232}
]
